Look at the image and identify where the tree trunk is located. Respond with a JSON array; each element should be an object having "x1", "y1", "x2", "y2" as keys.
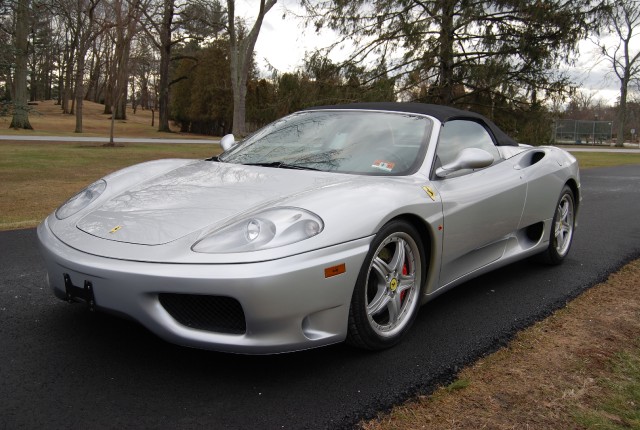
[
  {"x1": 227, "y1": 0, "x2": 276, "y2": 137},
  {"x1": 114, "y1": 44, "x2": 131, "y2": 120},
  {"x1": 158, "y1": 42, "x2": 171, "y2": 131},
  {"x1": 115, "y1": 86, "x2": 127, "y2": 120},
  {"x1": 113, "y1": 4, "x2": 134, "y2": 121},
  {"x1": 61, "y1": 37, "x2": 76, "y2": 114},
  {"x1": 232, "y1": 83, "x2": 247, "y2": 136},
  {"x1": 74, "y1": 50, "x2": 85, "y2": 132},
  {"x1": 103, "y1": 45, "x2": 114, "y2": 113},
  {"x1": 615, "y1": 79, "x2": 628, "y2": 147},
  {"x1": 436, "y1": 0, "x2": 455, "y2": 106},
  {"x1": 131, "y1": 78, "x2": 137, "y2": 114},
  {"x1": 10, "y1": 0, "x2": 33, "y2": 130},
  {"x1": 157, "y1": 0, "x2": 174, "y2": 132},
  {"x1": 140, "y1": 67, "x2": 149, "y2": 110},
  {"x1": 85, "y1": 43, "x2": 100, "y2": 101}
]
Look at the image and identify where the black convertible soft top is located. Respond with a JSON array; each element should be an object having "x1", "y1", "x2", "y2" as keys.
[{"x1": 308, "y1": 102, "x2": 518, "y2": 147}]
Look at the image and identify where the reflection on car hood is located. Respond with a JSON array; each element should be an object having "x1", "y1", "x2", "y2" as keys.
[{"x1": 77, "y1": 161, "x2": 351, "y2": 245}]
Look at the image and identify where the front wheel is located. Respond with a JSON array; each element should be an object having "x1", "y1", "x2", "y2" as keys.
[
  {"x1": 346, "y1": 220, "x2": 426, "y2": 350},
  {"x1": 540, "y1": 185, "x2": 575, "y2": 265}
]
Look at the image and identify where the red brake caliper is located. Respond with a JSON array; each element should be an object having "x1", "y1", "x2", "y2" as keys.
[{"x1": 400, "y1": 263, "x2": 408, "y2": 302}]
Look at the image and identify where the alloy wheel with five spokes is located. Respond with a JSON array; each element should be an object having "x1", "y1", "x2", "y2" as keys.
[
  {"x1": 347, "y1": 220, "x2": 425, "y2": 350},
  {"x1": 541, "y1": 185, "x2": 576, "y2": 265}
]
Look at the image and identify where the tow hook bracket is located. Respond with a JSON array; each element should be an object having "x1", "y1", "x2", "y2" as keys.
[{"x1": 63, "y1": 273, "x2": 96, "y2": 311}]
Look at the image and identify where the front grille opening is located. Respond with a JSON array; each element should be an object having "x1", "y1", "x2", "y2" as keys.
[{"x1": 159, "y1": 293, "x2": 246, "y2": 334}]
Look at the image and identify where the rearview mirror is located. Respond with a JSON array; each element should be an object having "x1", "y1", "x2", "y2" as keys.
[
  {"x1": 436, "y1": 147, "x2": 494, "y2": 178},
  {"x1": 220, "y1": 134, "x2": 236, "y2": 151}
]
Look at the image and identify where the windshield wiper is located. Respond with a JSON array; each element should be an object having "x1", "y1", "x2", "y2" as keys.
[{"x1": 242, "y1": 161, "x2": 320, "y2": 171}]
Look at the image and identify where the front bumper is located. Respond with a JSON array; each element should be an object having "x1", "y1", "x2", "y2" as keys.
[{"x1": 38, "y1": 219, "x2": 372, "y2": 354}]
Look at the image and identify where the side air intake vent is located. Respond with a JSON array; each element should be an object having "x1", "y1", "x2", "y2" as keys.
[
  {"x1": 517, "y1": 150, "x2": 546, "y2": 168},
  {"x1": 525, "y1": 222, "x2": 544, "y2": 242}
]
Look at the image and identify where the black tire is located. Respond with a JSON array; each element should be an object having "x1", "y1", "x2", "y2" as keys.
[
  {"x1": 346, "y1": 220, "x2": 426, "y2": 350},
  {"x1": 540, "y1": 185, "x2": 575, "y2": 265}
]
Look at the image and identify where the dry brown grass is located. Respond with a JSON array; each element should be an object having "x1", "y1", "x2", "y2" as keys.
[
  {"x1": 0, "y1": 99, "x2": 213, "y2": 138},
  {"x1": 361, "y1": 260, "x2": 640, "y2": 429}
]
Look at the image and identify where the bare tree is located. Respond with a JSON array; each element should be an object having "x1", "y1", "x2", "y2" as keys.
[
  {"x1": 52, "y1": 0, "x2": 108, "y2": 132},
  {"x1": 104, "y1": 0, "x2": 142, "y2": 145},
  {"x1": 112, "y1": 0, "x2": 143, "y2": 120},
  {"x1": 130, "y1": 36, "x2": 155, "y2": 110},
  {"x1": 570, "y1": 90, "x2": 596, "y2": 111},
  {"x1": 136, "y1": 0, "x2": 180, "y2": 132},
  {"x1": 227, "y1": 0, "x2": 275, "y2": 136},
  {"x1": 75, "y1": 0, "x2": 105, "y2": 132},
  {"x1": 58, "y1": 27, "x2": 76, "y2": 113},
  {"x1": 10, "y1": 0, "x2": 32, "y2": 129},
  {"x1": 595, "y1": 0, "x2": 640, "y2": 146}
]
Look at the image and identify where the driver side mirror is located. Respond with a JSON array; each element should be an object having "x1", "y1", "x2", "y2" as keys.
[
  {"x1": 220, "y1": 134, "x2": 236, "y2": 151},
  {"x1": 436, "y1": 147, "x2": 494, "y2": 178}
]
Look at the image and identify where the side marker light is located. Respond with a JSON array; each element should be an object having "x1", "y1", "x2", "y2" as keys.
[{"x1": 324, "y1": 263, "x2": 346, "y2": 278}]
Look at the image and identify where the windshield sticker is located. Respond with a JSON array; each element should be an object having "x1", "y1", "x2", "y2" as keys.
[{"x1": 372, "y1": 160, "x2": 395, "y2": 172}]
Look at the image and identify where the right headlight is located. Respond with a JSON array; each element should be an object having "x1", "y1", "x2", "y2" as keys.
[
  {"x1": 55, "y1": 179, "x2": 107, "y2": 220},
  {"x1": 192, "y1": 207, "x2": 324, "y2": 253}
]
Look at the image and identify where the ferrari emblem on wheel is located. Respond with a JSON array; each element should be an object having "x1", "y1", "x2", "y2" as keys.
[{"x1": 389, "y1": 278, "x2": 398, "y2": 291}]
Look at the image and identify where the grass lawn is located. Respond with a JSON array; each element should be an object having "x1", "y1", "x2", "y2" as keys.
[
  {"x1": 570, "y1": 151, "x2": 640, "y2": 169},
  {"x1": 574, "y1": 344, "x2": 640, "y2": 429}
]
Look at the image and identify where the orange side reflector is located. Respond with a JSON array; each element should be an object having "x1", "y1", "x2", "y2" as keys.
[{"x1": 324, "y1": 263, "x2": 346, "y2": 278}]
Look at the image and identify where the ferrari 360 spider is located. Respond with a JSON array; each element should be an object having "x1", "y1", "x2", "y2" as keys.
[{"x1": 38, "y1": 103, "x2": 580, "y2": 353}]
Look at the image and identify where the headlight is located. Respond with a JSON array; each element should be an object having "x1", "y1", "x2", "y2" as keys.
[
  {"x1": 192, "y1": 207, "x2": 324, "y2": 253},
  {"x1": 55, "y1": 179, "x2": 107, "y2": 220}
]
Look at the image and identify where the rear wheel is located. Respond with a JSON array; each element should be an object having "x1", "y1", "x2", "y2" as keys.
[
  {"x1": 540, "y1": 185, "x2": 575, "y2": 265},
  {"x1": 347, "y1": 220, "x2": 425, "y2": 350}
]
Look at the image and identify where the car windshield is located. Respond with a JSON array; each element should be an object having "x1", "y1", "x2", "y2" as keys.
[{"x1": 219, "y1": 110, "x2": 433, "y2": 175}]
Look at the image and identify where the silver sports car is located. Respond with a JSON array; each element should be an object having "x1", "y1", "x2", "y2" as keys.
[{"x1": 38, "y1": 103, "x2": 580, "y2": 353}]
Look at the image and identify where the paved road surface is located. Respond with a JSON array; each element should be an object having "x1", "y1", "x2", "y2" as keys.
[
  {"x1": 1, "y1": 165, "x2": 639, "y2": 429},
  {"x1": 0, "y1": 134, "x2": 218, "y2": 144}
]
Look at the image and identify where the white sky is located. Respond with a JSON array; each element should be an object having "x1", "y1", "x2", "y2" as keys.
[
  {"x1": 240, "y1": 0, "x2": 342, "y2": 71},
  {"x1": 237, "y1": 0, "x2": 638, "y2": 106}
]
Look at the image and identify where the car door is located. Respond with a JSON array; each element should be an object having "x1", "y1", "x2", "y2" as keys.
[{"x1": 431, "y1": 119, "x2": 527, "y2": 287}]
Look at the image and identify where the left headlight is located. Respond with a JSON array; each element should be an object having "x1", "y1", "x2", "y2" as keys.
[
  {"x1": 192, "y1": 207, "x2": 324, "y2": 253},
  {"x1": 55, "y1": 179, "x2": 107, "y2": 220}
]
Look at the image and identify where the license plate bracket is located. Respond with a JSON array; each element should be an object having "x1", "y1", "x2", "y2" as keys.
[{"x1": 63, "y1": 273, "x2": 96, "y2": 311}]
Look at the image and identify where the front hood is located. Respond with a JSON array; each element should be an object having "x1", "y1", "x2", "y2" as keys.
[{"x1": 77, "y1": 161, "x2": 350, "y2": 245}]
